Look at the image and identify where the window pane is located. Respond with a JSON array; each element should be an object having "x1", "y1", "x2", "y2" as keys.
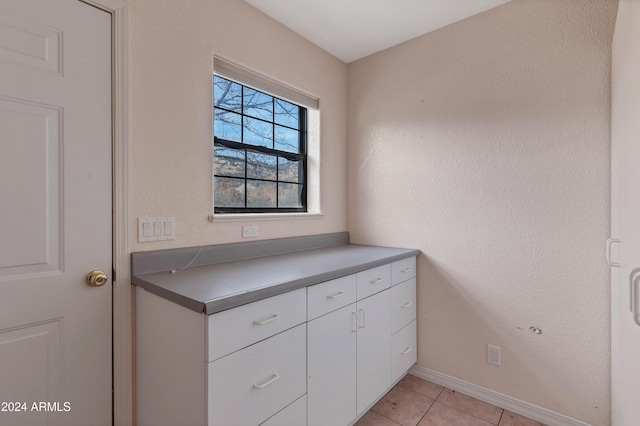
[
  {"x1": 274, "y1": 99, "x2": 299, "y2": 129},
  {"x1": 247, "y1": 180, "x2": 276, "y2": 208},
  {"x1": 247, "y1": 152, "x2": 276, "y2": 181},
  {"x1": 243, "y1": 116, "x2": 273, "y2": 148},
  {"x1": 278, "y1": 157, "x2": 301, "y2": 183},
  {"x1": 274, "y1": 125, "x2": 299, "y2": 153},
  {"x1": 215, "y1": 177, "x2": 245, "y2": 208},
  {"x1": 243, "y1": 88, "x2": 273, "y2": 121},
  {"x1": 278, "y1": 183, "x2": 303, "y2": 208},
  {"x1": 214, "y1": 109, "x2": 242, "y2": 142},
  {"x1": 214, "y1": 76, "x2": 242, "y2": 112},
  {"x1": 214, "y1": 147, "x2": 245, "y2": 178}
]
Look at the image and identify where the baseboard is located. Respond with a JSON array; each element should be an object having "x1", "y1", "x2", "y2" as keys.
[{"x1": 408, "y1": 365, "x2": 592, "y2": 426}]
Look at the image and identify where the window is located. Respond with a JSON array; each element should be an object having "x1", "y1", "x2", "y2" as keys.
[{"x1": 213, "y1": 75, "x2": 307, "y2": 213}]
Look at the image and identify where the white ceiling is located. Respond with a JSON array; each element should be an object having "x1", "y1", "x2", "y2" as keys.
[{"x1": 245, "y1": 0, "x2": 512, "y2": 63}]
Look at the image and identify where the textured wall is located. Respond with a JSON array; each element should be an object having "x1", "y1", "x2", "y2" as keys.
[
  {"x1": 130, "y1": 0, "x2": 347, "y2": 251},
  {"x1": 347, "y1": 1, "x2": 616, "y2": 424}
]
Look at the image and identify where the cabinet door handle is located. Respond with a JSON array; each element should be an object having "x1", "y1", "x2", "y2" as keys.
[
  {"x1": 358, "y1": 308, "x2": 366, "y2": 328},
  {"x1": 253, "y1": 373, "x2": 280, "y2": 389},
  {"x1": 253, "y1": 314, "x2": 280, "y2": 326},
  {"x1": 401, "y1": 301, "x2": 412, "y2": 309},
  {"x1": 401, "y1": 267, "x2": 413, "y2": 273},
  {"x1": 631, "y1": 269, "x2": 640, "y2": 326},
  {"x1": 369, "y1": 277, "x2": 383, "y2": 284},
  {"x1": 327, "y1": 291, "x2": 344, "y2": 300},
  {"x1": 351, "y1": 311, "x2": 358, "y2": 333},
  {"x1": 401, "y1": 346, "x2": 413, "y2": 355}
]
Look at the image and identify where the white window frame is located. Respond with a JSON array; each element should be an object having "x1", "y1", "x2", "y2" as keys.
[{"x1": 211, "y1": 57, "x2": 322, "y2": 222}]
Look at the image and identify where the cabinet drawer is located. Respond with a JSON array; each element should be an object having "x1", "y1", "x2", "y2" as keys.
[
  {"x1": 208, "y1": 288, "x2": 306, "y2": 361},
  {"x1": 392, "y1": 321, "x2": 417, "y2": 383},
  {"x1": 357, "y1": 264, "x2": 391, "y2": 300},
  {"x1": 208, "y1": 324, "x2": 306, "y2": 426},
  {"x1": 260, "y1": 395, "x2": 306, "y2": 426},
  {"x1": 391, "y1": 278, "x2": 416, "y2": 334},
  {"x1": 392, "y1": 257, "x2": 416, "y2": 285},
  {"x1": 307, "y1": 274, "x2": 357, "y2": 320}
]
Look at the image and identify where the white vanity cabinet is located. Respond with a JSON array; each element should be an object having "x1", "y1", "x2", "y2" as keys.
[{"x1": 135, "y1": 248, "x2": 417, "y2": 426}]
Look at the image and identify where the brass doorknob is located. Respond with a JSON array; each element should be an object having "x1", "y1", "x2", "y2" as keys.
[{"x1": 86, "y1": 270, "x2": 108, "y2": 287}]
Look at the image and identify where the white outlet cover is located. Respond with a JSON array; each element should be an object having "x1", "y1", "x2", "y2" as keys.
[{"x1": 242, "y1": 225, "x2": 259, "y2": 238}]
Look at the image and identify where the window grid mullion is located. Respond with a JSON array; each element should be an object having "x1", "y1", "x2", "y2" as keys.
[
  {"x1": 241, "y1": 85, "x2": 248, "y2": 209},
  {"x1": 273, "y1": 98, "x2": 278, "y2": 208}
]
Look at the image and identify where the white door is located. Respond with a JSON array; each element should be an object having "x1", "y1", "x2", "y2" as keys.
[
  {"x1": 0, "y1": 0, "x2": 112, "y2": 425},
  {"x1": 611, "y1": 1, "x2": 640, "y2": 424}
]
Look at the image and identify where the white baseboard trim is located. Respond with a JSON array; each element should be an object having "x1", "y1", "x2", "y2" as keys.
[{"x1": 408, "y1": 365, "x2": 592, "y2": 426}]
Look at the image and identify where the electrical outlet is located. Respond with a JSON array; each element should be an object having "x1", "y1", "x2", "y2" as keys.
[
  {"x1": 487, "y1": 345, "x2": 501, "y2": 366},
  {"x1": 242, "y1": 225, "x2": 259, "y2": 238}
]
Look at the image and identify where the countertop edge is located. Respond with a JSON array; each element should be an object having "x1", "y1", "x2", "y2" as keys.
[
  {"x1": 132, "y1": 238, "x2": 420, "y2": 315},
  {"x1": 201, "y1": 249, "x2": 420, "y2": 314}
]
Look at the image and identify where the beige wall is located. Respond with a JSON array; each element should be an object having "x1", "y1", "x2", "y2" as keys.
[
  {"x1": 130, "y1": 0, "x2": 348, "y2": 251},
  {"x1": 347, "y1": 1, "x2": 616, "y2": 424}
]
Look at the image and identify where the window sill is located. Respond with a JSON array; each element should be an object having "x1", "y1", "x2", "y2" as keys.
[{"x1": 208, "y1": 212, "x2": 324, "y2": 223}]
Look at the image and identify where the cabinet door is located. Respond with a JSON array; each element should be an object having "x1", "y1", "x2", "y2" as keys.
[
  {"x1": 307, "y1": 304, "x2": 357, "y2": 426},
  {"x1": 356, "y1": 290, "x2": 391, "y2": 414}
]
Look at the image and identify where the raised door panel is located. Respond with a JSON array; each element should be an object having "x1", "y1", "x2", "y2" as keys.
[
  {"x1": 356, "y1": 290, "x2": 391, "y2": 414},
  {"x1": 307, "y1": 303, "x2": 357, "y2": 426}
]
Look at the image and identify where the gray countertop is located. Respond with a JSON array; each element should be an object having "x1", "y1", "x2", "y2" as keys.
[{"x1": 132, "y1": 233, "x2": 419, "y2": 314}]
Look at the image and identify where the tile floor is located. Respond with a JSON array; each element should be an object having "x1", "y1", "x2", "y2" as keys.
[{"x1": 355, "y1": 374, "x2": 546, "y2": 426}]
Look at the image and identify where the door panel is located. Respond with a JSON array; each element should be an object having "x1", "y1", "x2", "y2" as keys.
[{"x1": 0, "y1": 0, "x2": 112, "y2": 425}]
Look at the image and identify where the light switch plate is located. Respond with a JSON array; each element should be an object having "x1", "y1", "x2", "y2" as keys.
[{"x1": 138, "y1": 217, "x2": 175, "y2": 242}]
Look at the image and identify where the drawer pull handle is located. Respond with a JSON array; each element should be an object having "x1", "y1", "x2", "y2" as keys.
[
  {"x1": 401, "y1": 346, "x2": 413, "y2": 355},
  {"x1": 401, "y1": 302, "x2": 412, "y2": 309},
  {"x1": 327, "y1": 291, "x2": 344, "y2": 300},
  {"x1": 253, "y1": 373, "x2": 280, "y2": 389},
  {"x1": 352, "y1": 311, "x2": 358, "y2": 332},
  {"x1": 369, "y1": 277, "x2": 384, "y2": 284},
  {"x1": 253, "y1": 314, "x2": 280, "y2": 326},
  {"x1": 401, "y1": 267, "x2": 413, "y2": 273}
]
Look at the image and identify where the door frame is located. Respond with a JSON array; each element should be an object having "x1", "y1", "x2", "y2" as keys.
[{"x1": 79, "y1": 1, "x2": 132, "y2": 425}]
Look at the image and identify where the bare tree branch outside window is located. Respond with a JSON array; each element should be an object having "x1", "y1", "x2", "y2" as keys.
[{"x1": 213, "y1": 75, "x2": 307, "y2": 212}]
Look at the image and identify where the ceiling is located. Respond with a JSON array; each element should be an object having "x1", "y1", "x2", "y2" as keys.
[{"x1": 245, "y1": 0, "x2": 512, "y2": 63}]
